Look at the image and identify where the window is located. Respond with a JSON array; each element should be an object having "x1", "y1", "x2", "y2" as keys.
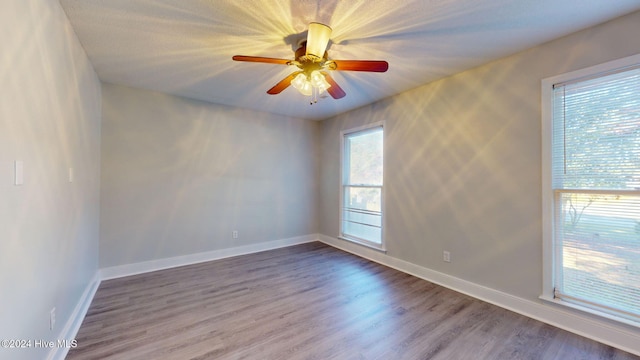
[
  {"x1": 340, "y1": 123, "x2": 384, "y2": 249},
  {"x1": 542, "y1": 54, "x2": 640, "y2": 326}
]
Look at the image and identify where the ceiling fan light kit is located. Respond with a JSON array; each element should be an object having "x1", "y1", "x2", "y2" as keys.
[{"x1": 233, "y1": 22, "x2": 389, "y2": 104}]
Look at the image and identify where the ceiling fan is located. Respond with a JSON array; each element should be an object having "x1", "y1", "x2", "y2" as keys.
[{"x1": 232, "y1": 23, "x2": 389, "y2": 103}]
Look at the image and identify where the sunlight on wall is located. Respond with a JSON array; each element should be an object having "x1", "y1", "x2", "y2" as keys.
[
  {"x1": 99, "y1": 84, "x2": 319, "y2": 267},
  {"x1": 320, "y1": 9, "x2": 640, "y2": 305},
  {"x1": 0, "y1": 1, "x2": 101, "y2": 359}
]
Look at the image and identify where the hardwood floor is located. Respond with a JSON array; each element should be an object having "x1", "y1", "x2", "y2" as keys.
[{"x1": 67, "y1": 242, "x2": 638, "y2": 359}]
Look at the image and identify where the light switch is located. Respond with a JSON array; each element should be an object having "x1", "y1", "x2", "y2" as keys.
[
  {"x1": 69, "y1": 167, "x2": 74, "y2": 183},
  {"x1": 14, "y1": 160, "x2": 24, "y2": 185}
]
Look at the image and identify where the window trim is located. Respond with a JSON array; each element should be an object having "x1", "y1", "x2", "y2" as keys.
[
  {"x1": 339, "y1": 121, "x2": 385, "y2": 251},
  {"x1": 541, "y1": 53, "x2": 640, "y2": 327}
]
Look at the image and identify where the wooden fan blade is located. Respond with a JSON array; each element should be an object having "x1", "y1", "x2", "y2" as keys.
[
  {"x1": 321, "y1": 72, "x2": 346, "y2": 99},
  {"x1": 232, "y1": 55, "x2": 290, "y2": 65},
  {"x1": 267, "y1": 71, "x2": 302, "y2": 95},
  {"x1": 331, "y1": 60, "x2": 389, "y2": 72}
]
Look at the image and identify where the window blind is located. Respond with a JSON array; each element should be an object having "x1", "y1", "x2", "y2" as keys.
[
  {"x1": 342, "y1": 126, "x2": 383, "y2": 245},
  {"x1": 551, "y1": 66, "x2": 640, "y2": 322}
]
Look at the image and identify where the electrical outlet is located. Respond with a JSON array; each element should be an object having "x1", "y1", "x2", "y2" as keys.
[
  {"x1": 443, "y1": 251, "x2": 451, "y2": 263},
  {"x1": 50, "y1": 307, "x2": 56, "y2": 330},
  {"x1": 232, "y1": 230, "x2": 238, "y2": 239}
]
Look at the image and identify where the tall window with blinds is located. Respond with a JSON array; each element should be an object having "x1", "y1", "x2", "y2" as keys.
[
  {"x1": 546, "y1": 60, "x2": 640, "y2": 324},
  {"x1": 340, "y1": 124, "x2": 384, "y2": 248}
]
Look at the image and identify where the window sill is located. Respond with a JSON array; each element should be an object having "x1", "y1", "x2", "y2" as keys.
[
  {"x1": 337, "y1": 235, "x2": 387, "y2": 253},
  {"x1": 539, "y1": 294, "x2": 640, "y2": 329}
]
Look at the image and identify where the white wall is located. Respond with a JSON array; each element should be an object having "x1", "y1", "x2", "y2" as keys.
[
  {"x1": 100, "y1": 84, "x2": 319, "y2": 267},
  {"x1": 0, "y1": 1, "x2": 102, "y2": 359},
  {"x1": 319, "y1": 10, "x2": 640, "y2": 352}
]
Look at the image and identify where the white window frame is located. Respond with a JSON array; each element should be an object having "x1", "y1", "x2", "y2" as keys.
[
  {"x1": 541, "y1": 53, "x2": 640, "y2": 327},
  {"x1": 339, "y1": 121, "x2": 385, "y2": 251}
]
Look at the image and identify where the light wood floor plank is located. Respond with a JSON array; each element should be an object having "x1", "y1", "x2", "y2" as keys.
[{"x1": 67, "y1": 242, "x2": 638, "y2": 359}]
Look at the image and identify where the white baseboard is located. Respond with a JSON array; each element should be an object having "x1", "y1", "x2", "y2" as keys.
[
  {"x1": 47, "y1": 271, "x2": 101, "y2": 360},
  {"x1": 318, "y1": 234, "x2": 640, "y2": 356},
  {"x1": 100, "y1": 234, "x2": 318, "y2": 280}
]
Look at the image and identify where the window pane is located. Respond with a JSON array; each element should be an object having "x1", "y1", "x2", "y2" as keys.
[
  {"x1": 346, "y1": 128, "x2": 383, "y2": 185},
  {"x1": 342, "y1": 186, "x2": 382, "y2": 244},
  {"x1": 550, "y1": 63, "x2": 640, "y2": 323},
  {"x1": 341, "y1": 125, "x2": 383, "y2": 246},
  {"x1": 552, "y1": 68, "x2": 640, "y2": 190},
  {"x1": 556, "y1": 192, "x2": 640, "y2": 318}
]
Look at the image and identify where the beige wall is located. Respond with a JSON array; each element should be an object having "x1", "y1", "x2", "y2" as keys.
[
  {"x1": 320, "y1": 11, "x2": 640, "y2": 307},
  {"x1": 100, "y1": 84, "x2": 319, "y2": 267},
  {"x1": 0, "y1": 1, "x2": 102, "y2": 359}
]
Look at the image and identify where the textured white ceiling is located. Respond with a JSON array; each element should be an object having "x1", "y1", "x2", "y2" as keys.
[{"x1": 59, "y1": 0, "x2": 640, "y2": 120}]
